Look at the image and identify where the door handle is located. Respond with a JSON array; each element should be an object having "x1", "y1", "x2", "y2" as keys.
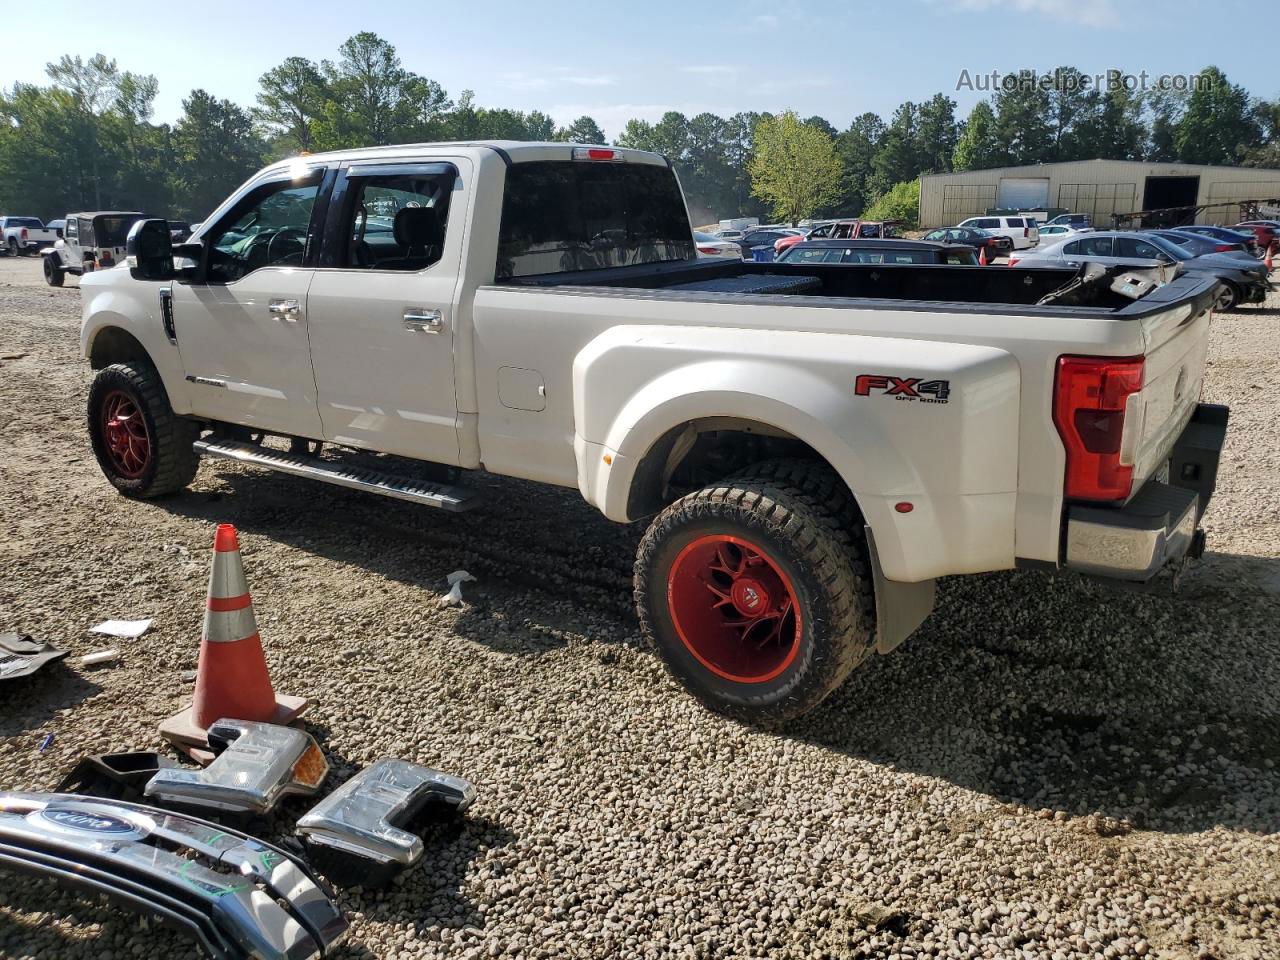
[
  {"x1": 269, "y1": 298, "x2": 301, "y2": 321},
  {"x1": 404, "y1": 310, "x2": 444, "y2": 334}
]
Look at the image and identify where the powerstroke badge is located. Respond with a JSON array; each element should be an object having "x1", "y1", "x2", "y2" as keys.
[{"x1": 854, "y1": 374, "x2": 951, "y2": 404}]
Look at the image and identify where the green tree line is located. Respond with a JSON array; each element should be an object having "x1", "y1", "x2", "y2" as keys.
[{"x1": 2, "y1": 37, "x2": 1277, "y2": 226}]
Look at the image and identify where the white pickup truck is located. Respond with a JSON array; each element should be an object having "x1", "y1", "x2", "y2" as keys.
[
  {"x1": 1, "y1": 216, "x2": 59, "y2": 256},
  {"x1": 79, "y1": 142, "x2": 1228, "y2": 723}
]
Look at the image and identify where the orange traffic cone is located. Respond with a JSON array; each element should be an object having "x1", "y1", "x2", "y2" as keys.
[
  {"x1": 160, "y1": 524, "x2": 310, "y2": 760},
  {"x1": 978, "y1": 244, "x2": 988, "y2": 266}
]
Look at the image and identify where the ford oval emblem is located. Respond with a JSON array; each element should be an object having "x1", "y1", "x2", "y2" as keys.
[{"x1": 38, "y1": 806, "x2": 142, "y2": 837}]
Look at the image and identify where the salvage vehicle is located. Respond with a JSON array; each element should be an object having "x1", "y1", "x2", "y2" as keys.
[
  {"x1": 1, "y1": 216, "x2": 58, "y2": 256},
  {"x1": 1011, "y1": 231, "x2": 1271, "y2": 309},
  {"x1": 920, "y1": 226, "x2": 1013, "y2": 258},
  {"x1": 79, "y1": 142, "x2": 1229, "y2": 723},
  {"x1": 42, "y1": 211, "x2": 146, "y2": 286}
]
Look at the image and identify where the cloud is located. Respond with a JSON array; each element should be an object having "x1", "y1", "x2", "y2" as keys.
[
  {"x1": 943, "y1": 0, "x2": 1116, "y2": 27},
  {"x1": 751, "y1": 13, "x2": 780, "y2": 29},
  {"x1": 563, "y1": 75, "x2": 616, "y2": 87},
  {"x1": 682, "y1": 65, "x2": 738, "y2": 76}
]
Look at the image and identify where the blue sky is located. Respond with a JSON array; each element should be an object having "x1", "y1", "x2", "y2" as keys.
[{"x1": 6, "y1": 0, "x2": 1276, "y2": 140}]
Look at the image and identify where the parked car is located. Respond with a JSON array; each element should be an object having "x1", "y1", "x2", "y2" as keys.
[
  {"x1": 1176, "y1": 225, "x2": 1262, "y2": 256},
  {"x1": 1046, "y1": 213, "x2": 1092, "y2": 228},
  {"x1": 735, "y1": 228, "x2": 803, "y2": 259},
  {"x1": 1234, "y1": 221, "x2": 1280, "y2": 253},
  {"x1": 1141, "y1": 229, "x2": 1253, "y2": 260},
  {"x1": 87, "y1": 141, "x2": 1227, "y2": 723},
  {"x1": 714, "y1": 229, "x2": 744, "y2": 241},
  {"x1": 920, "y1": 226, "x2": 1012, "y2": 258},
  {"x1": 774, "y1": 220, "x2": 900, "y2": 256},
  {"x1": 41, "y1": 211, "x2": 146, "y2": 286},
  {"x1": 956, "y1": 215, "x2": 1040, "y2": 250},
  {"x1": 1010, "y1": 230, "x2": 1271, "y2": 309},
  {"x1": 693, "y1": 230, "x2": 741, "y2": 259},
  {"x1": 46, "y1": 218, "x2": 66, "y2": 239},
  {"x1": 775, "y1": 238, "x2": 977, "y2": 265},
  {"x1": 1, "y1": 216, "x2": 59, "y2": 256},
  {"x1": 1037, "y1": 224, "x2": 1092, "y2": 242}
]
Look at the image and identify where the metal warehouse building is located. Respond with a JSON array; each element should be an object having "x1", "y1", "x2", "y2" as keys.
[{"x1": 919, "y1": 159, "x2": 1280, "y2": 228}]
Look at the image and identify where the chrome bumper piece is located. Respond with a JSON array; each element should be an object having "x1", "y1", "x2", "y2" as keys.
[
  {"x1": 145, "y1": 720, "x2": 328, "y2": 815},
  {"x1": 296, "y1": 760, "x2": 476, "y2": 889},
  {"x1": 0, "y1": 792, "x2": 347, "y2": 959}
]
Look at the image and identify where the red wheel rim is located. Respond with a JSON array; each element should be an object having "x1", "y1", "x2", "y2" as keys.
[
  {"x1": 100, "y1": 389, "x2": 151, "y2": 478},
  {"x1": 667, "y1": 534, "x2": 802, "y2": 684}
]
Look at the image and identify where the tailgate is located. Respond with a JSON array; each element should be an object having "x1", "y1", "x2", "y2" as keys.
[{"x1": 1122, "y1": 297, "x2": 1214, "y2": 493}]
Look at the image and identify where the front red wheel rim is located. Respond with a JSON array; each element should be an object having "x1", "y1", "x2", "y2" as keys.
[
  {"x1": 100, "y1": 389, "x2": 151, "y2": 478},
  {"x1": 667, "y1": 534, "x2": 802, "y2": 684}
]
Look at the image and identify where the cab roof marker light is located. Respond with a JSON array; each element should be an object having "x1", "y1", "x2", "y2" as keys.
[{"x1": 572, "y1": 147, "x2": 624, "y2": 162}]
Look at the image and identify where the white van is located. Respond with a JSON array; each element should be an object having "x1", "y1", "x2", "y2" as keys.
[{"x1": 957, "y1": 215, "x2": 1040, "y2": 249}]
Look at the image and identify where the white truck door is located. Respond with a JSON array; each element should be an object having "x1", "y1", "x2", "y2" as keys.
[
  {"x1": 305, "y1": 160, "x2": 465, "y2": 463},
  {"x1": 170, "y1": 169, "x2": 326, "y2": 439}
]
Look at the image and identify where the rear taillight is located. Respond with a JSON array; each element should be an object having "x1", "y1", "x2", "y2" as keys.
[
  {"x1": 1023, "y1": 227, "x2": 1029, "y2": 237},
  {"x1": 20, "y1": 228, "x2": 28, "y2": 240},
  {"x1": 1053, "y1": 355, "x2": 1145, "y2": 501},
  {"x1": 1214, "y1": 244, "x2": 1233, "y2": 252},
  {"x1": 1007, "y1": 257, "x2": 1019, "y2": 266},
  {"x1": 697, "y1": 246, "x2": 719, "y2": 255}
]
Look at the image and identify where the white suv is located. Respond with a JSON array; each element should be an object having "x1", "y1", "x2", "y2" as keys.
[{"x1": 957, "y1": 215, "x2": 1040, "y2": 249}]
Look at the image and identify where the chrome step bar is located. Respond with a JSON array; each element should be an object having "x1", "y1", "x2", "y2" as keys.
[{"x1": 193, "y1": 438, "x2": 481, "y2": 512}]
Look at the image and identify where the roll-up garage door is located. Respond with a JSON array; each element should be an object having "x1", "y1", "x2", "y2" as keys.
[{"x1": 997, "y1": 177, "x2": 1050, "y2": 209}]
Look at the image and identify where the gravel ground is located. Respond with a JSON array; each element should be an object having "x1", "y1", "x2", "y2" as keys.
[{"x1": 0, "y1": 255, "x2": 1277, "y2": 960}]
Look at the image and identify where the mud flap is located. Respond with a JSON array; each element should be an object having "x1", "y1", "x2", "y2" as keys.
[{"x1": 864, "y1": 527, "x2": 936, "y2": 655}]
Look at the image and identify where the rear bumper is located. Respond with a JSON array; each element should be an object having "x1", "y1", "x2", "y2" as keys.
[{"x1": 1063, "y1": 403, "x2": 1228, "y2": 581}]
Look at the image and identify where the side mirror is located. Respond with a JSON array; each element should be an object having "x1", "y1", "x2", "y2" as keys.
[
  {"x1": 127, "y1": 219, "x2": 174, "y2": 281},
  {"x1": 1156, "y1": 253, "x2": 1173, "y2": 264}
]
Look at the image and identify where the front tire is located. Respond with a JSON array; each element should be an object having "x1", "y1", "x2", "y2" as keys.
[
  {"x1": 635, "y1": 460, "x2": 874, "y2": 725},
  {"x1": 88, "y1": 362, "x2": 200, "y2": 498},
  {"x1": 43, "y1": 257, "x2": 64, "y2": 286}
]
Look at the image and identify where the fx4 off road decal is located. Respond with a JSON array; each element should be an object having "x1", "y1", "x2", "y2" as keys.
[{"x1": 854, "y1": 374, "x2": 950, "y2": 404}]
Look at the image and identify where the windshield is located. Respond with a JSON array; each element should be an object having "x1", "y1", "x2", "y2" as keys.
[
  {"x1": 496, "y1": 160, "x2": 694, "y2": 279},
  {"x1": 94, "y1": 215, "x2": 144, "y2": 247}
]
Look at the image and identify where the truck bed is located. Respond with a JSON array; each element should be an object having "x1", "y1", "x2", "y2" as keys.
[{"x1": 496, "y1": 258, "x2": 1220, "y2": 318}]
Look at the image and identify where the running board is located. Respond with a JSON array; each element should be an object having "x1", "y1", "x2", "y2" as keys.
[{"x1": 193, "y1": 438, "x2": 481, "y2": 512}]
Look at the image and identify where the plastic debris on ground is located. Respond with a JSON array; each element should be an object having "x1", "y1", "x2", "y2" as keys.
[
  {"x1": 89, "y1": 618, "x2": 153, "y2": 639},
  {"x1": 0, "y1": 633, "x2": 68, "y2": 681},
  {"x1": 443, "y1": 570, "x2": 477, "y2": 607},
  {"x1": 80, "y1": 648, "x2": 120, "y2": 667}
]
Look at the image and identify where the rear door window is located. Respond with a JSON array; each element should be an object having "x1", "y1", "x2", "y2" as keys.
[
  {"x1": 337, "y1": 165, "x2": 455, "y2": 271},
  {"x1": 1005, "y1": 218, "x2": 1024, "y2": 228},
  {"x1": 496, "y1": 160, "x2": 694, "y2": 279},
  {"x1": 1076, "y1": 235, "x2": 1116, "y2": 257}
]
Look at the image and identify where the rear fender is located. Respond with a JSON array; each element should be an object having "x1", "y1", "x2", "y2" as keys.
[{"x1": 574, "y1": 325, "x2": 1021, "y2": 582}]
